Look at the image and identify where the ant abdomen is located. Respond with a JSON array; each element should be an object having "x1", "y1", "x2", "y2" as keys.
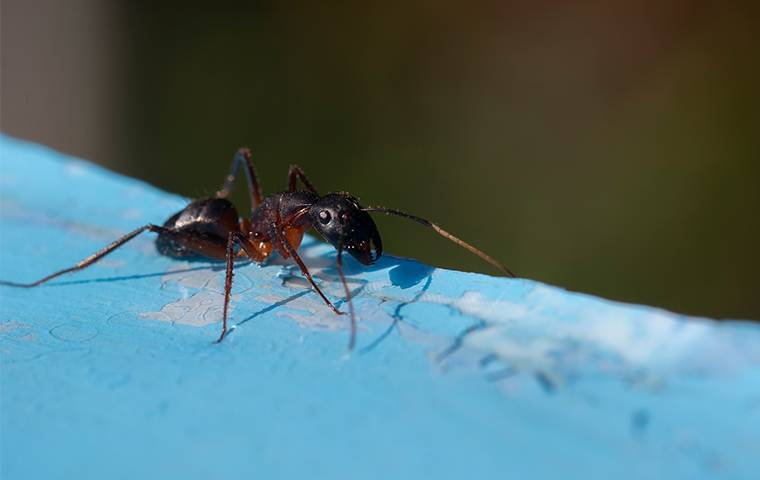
[{"x1": 156, "y1": 198, "x2": 239, "y2": 260}]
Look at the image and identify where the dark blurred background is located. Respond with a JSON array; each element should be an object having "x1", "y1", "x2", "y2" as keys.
[{"x1": 2, "y1": 1, "x2": 759, "y2": 320}]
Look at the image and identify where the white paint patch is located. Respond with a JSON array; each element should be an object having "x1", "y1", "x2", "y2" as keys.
[
  {"x1": 0, "y1": 319, "x2": 32, "y2": 334},
  {"x1": 140, "y1": 264, "x2": 245, "y2": 327},
  {"x1": 255, "y1": 292, "x2": 346, "y2": 331},
  {"x1": 136, "y1": 253, "x2": 368, "y2": 331},
  {"x1": 141, "y1": 290, "x2": 240, "y2": 327},
  {"x1": 422, "y1": 286, "x2": 751, "y2": 380}
]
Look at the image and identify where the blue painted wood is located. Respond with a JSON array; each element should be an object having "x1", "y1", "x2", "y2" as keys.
[{"x1": 1, "y1": 134, "x2": 758, "y2": 480}]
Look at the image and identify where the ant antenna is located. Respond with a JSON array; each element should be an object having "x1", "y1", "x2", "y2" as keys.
[{"x1": 363, "y1": 207, "x2": 516, "y2": 278}]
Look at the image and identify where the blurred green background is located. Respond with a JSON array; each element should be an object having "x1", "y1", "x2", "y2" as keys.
[{"x1": 2, "y1": 1, "x2": 759, "y2": 320}]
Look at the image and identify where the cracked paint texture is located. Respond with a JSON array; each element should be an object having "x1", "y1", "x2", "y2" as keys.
[{"x1": 1, "y1": 135, "x2": 759, "y2": 480}]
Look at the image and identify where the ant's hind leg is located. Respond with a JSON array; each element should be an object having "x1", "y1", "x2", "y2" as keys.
[
  {"x1": 0, "y1": 224, "x2": 164, "y2": 288},
  {"x1": 287, "y1": 165, "x2": 318, "y2": 194},
  {"x1": 216, "y1": 147, "x2": 263, "y2": 213}
]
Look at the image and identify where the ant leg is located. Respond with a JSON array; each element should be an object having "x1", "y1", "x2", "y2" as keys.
[
  {"x1": 216, "y1": 147, "x2": 263, "y2": 213},
  {"x1": 271, "y1": 223, "x2": 342, "y2": 315},
  {"x1": 216, "y1": 230, "x2": 265, "y2": 342},
  {"x1": 335, "y1": 246, "x2": 356, "y2": 350},
  {"x1": 217, "y1": 231, "x2": 237, "y2": 342},
  {"x1": 0, "y1": 224, "x2": 165, "y2": 287},
  {"x1": 218, "y1": 232, "x2": 235, "y2": 342},
  {"x1": 364, "y1": 207, "x2": 516, "y2": 277},
  {"x1": 287, "y1": 165, "x2": 318, "y2": 194}
]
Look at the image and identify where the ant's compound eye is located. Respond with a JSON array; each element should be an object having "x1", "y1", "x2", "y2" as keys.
[{"x1": 318, "y1": 210, "x2": 332, "y2": 225}]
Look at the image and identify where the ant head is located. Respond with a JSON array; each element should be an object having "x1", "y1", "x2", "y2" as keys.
[{"x1": 308, "y1": 193, "x2": 382, "y2": 265}]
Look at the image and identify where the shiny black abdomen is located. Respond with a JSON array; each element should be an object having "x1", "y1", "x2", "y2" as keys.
[{"x1": 156, "y1": 198, "x2": 240, "y2": 259}]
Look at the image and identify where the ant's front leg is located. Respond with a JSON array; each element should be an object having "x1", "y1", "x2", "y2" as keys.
[
  {"x1": 334, "y1": 245, "x2": 357, "y2": 350},
  {"x1": 216, "y1": 147, "x2": 263, "y2": 214},
  {"x1": 270, "y1": 222, "x2": 342, "y2": 316},
  {"x1": 287, "y1": 165, "x2": 318, "y2": 194}
]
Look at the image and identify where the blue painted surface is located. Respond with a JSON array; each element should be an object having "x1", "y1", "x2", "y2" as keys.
[{"x1": 1, "y1": 134, "x2": 759, "y2": 480}]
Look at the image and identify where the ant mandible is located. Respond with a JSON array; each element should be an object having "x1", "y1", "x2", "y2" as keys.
[{"x1": 0, "y1": 148, "x2": 515, "y2": 349}]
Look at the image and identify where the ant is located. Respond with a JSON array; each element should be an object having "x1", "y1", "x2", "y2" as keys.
[{"x1": 0, "y1": 148, "x2": 515, "y2": 349}]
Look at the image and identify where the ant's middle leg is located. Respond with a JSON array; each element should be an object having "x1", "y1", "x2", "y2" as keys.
[
  {"x1": 216, "y1": 147, "x2": 263, "y2": 214},
  {"x1": 216, "y1": 230, "x2": 268, "y2": 342},
  {"x1": 287, "y1": 165, "x2": 318, "y2": 194}
]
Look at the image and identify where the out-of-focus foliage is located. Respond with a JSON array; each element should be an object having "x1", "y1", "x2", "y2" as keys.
[{"x1": 6, "y1": 1, "x2": 760, "y2": 319}]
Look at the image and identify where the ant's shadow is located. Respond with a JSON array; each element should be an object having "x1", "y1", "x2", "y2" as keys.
[
  {"x1": 49, "y1": 243, "x2": 434, "y2": 293},
  {"x1": 312, "y1": 240, "x2": 434, "y2": 290},
  {"x1": 225, "y1": 253, "x2": 434, "y2": 343},
  {"x1": 340, "y1": 255, "x2": 435, "y2": 355},
  {"x1": 47, "y1": 261, "x2": 233, "y2": 287},
  {"x1": 45, "y1": 238, "x2": 436, "y2": 354},
  {"x1": 386, "y1": 260, "x2": 434, "y2": 290}
]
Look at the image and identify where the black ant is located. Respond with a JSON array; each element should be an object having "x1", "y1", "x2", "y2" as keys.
[{"x1": 0, "y1": 148, "x2": 515, "y2": 349}]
